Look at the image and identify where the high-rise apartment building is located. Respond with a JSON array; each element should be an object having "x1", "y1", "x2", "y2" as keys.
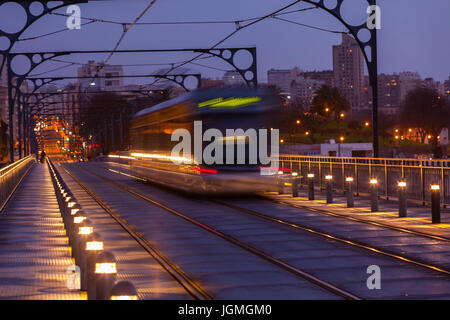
[
  {"x1": 444, "y1": 76, "x2": 450, "y2": 95},
  {"x1": 78, "y1": 60, "x2": 124, "y2": 91},
  {"x1": 333, "y1": 34, "x2": 365, "y2": 112}
]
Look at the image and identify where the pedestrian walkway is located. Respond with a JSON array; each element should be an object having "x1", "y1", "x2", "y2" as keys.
[
  {"x1": 0, "y1": 163, "x2": 82, "y2": 300},
  {"x1": 266, "y1": 187, "x2": 450, "y2": 239}
]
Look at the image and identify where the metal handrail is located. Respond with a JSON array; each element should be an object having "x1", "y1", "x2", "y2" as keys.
[
  {"x1": 0, "y1": 155, "x2": 35, "y2": 212},
  {"x1": 279, "y1": 155, "x2": 449, "y2": 206}
]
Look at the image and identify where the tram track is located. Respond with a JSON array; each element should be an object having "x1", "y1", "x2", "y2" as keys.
[
  {"x1": 59, "y1": 164, "x2": 213, "y2": 300},
  {"x1": 69, "y1": 163, "x2": 362, "y2": 300},
  {"x1": 264, "y1": 195, "x2": 450, "y2": 243},
  {"x1": 99, "y1": 163, "x2": 450, "y2": 277},
  {"x1": 212, "y1": 200, "x2": 450, "y2": 276}
]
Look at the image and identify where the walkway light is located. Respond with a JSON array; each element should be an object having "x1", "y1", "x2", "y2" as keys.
[
  {"x1": 370, "y1": 178, "x2": 378, "y2": 212},
  {"x1": 431, "y1": 184, "x2": 441, "y2": 223},
  {"x1": 74, "y1": 216, "x2": 86, "y2": 224},
  {"x1": 85, "y1": 233, "x2": 104, "y2": 298},
  {"x1": 95, "y1": 251, "x2": 117, "y2": 300},
  {"x1": 346, "y1": 177, "x2": 354, "y2": 207},
  {"x1": 95, "y1": 262, "x2": 116, "y2": 275},
  {"x1": 398, "y1": 180, "x2": 407, "y2": 217},
  {"x1": 79, "y1": 226, "x2": 93, "y2": 235},
  {"x1": 86, "y1": 240, "x2": 104, "y2": 251},
  {"x1": 325, "y1": 175, "x2": 333, "y2": 203},
  {"x1": 110, "y1": 282, "x2": 138, "y2": 300},
  {"x1": 308, "y1": 173, "x2": 315, "y2": 200},
  {"x1": 291, "y1": 172, "x2": 299, "y2": 197}
]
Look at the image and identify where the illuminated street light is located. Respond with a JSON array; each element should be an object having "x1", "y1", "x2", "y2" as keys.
[
  {"x1": 110, "y1": 282, "x2": 138, "y2": 300},
  {"x1": 398, "y1": 180, "x2": 407, "y2": 217},
  {"x1": 431, "y1": 184, "x2": 441, "y2": 223}
]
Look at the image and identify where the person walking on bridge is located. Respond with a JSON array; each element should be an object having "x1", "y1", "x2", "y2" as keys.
[{"x1": 40, "y1": 150, "x2": 46, "y2": 163}]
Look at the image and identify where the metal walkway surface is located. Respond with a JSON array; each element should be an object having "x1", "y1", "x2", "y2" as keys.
[{"x1": 0, "y1": 164, "x2": 82, "y2": 300}]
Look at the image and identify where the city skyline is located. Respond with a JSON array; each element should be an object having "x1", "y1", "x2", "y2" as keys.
[{"x1": 0, "y1": 0, "x2": 449, "y2": 86}]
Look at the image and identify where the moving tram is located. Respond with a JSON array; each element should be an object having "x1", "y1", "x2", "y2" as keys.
[{"x1": 128, "y1": 87, "x2": 280, "y2": 194}]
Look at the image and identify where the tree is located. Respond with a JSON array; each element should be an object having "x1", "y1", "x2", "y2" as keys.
[
  {"x1": 400, "y1": 87, "x2": 450, "y2": 157},
  {"x1": 311, "y1": 85, "x2": 350, "y2": 120},
  {"x1": 276, "y1": 100, "x2": 306, "y2": 141},
  {"x1": 299, "y1": 112, "x2": 326, "y2": 144}
]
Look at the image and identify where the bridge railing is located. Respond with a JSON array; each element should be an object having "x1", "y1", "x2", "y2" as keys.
[
  {"x1": 0, "y1": 155, "x2": 35, "y2": 211},
  {"x1": 279, "y1": 155, "x2": 450, "y2": 206}
]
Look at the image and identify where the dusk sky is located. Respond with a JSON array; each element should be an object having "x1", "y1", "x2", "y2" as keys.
[{"x1": 1, "y1": 0, "x2": 449, "y2": 86}]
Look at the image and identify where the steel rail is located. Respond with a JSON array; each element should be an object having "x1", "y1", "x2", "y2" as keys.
[
  {"x1": 99, "y1": 164, "x2": 450, "y2": 277},
  {"x1": 79, "y1": 164, "x2": 362, "y2": 300},
  {"x1": 213, "y1": 200, "x2": 450, "y2": 277},
  {"x1": 265, "y1": 196, "x2": 450, "y2": 242},
  {"x1": 58, "y1": 164, "x2": 213, "y2": 301}
]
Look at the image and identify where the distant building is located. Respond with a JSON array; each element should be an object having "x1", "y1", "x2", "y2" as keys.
[
  {"x1": 444, "y1": 77, "x2": 450, "y2": 100},
  {"x1": 222, "y1": 71, "x2": 245, "y2": 86},
  {"x1": 378, "y1": 73, "x2": 401, "y2": 114},
  {"x1": 267, "y1": 67, "x2": 302, "y2": 93},
  {"x1": 333, "y1": 34, "x2": 365, "y2": 112},
  {"x1": 61, "y1": 83, "x2": 81, "y2": 129},
  {"x1": 362, "y1": 72, "x2": 424, "y2": 113},
  {"x1": 78, "y1": 60, "x2": 124, "y2": 91},
  {"x1": 0, "y1": 57, "x2": 7, "y2": 88},
  {"x1": 281, "y1": 140, "x2": 373, "y2": 157},
  {"x1": 303, "y1": 70, "x2": 335, "y2": 88},
  {"x1": 290, "y1": 76, "x2": 325, "y2": 106},
  {"x1": 399, "y1": 71, "x2": 423, "y2": 101},
  {"x1": 423, "y1": 77, "x2": 439, "y2": 92},
  {"x1": 201, "y1": 78, "x2": 224, "y2": 88}
]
